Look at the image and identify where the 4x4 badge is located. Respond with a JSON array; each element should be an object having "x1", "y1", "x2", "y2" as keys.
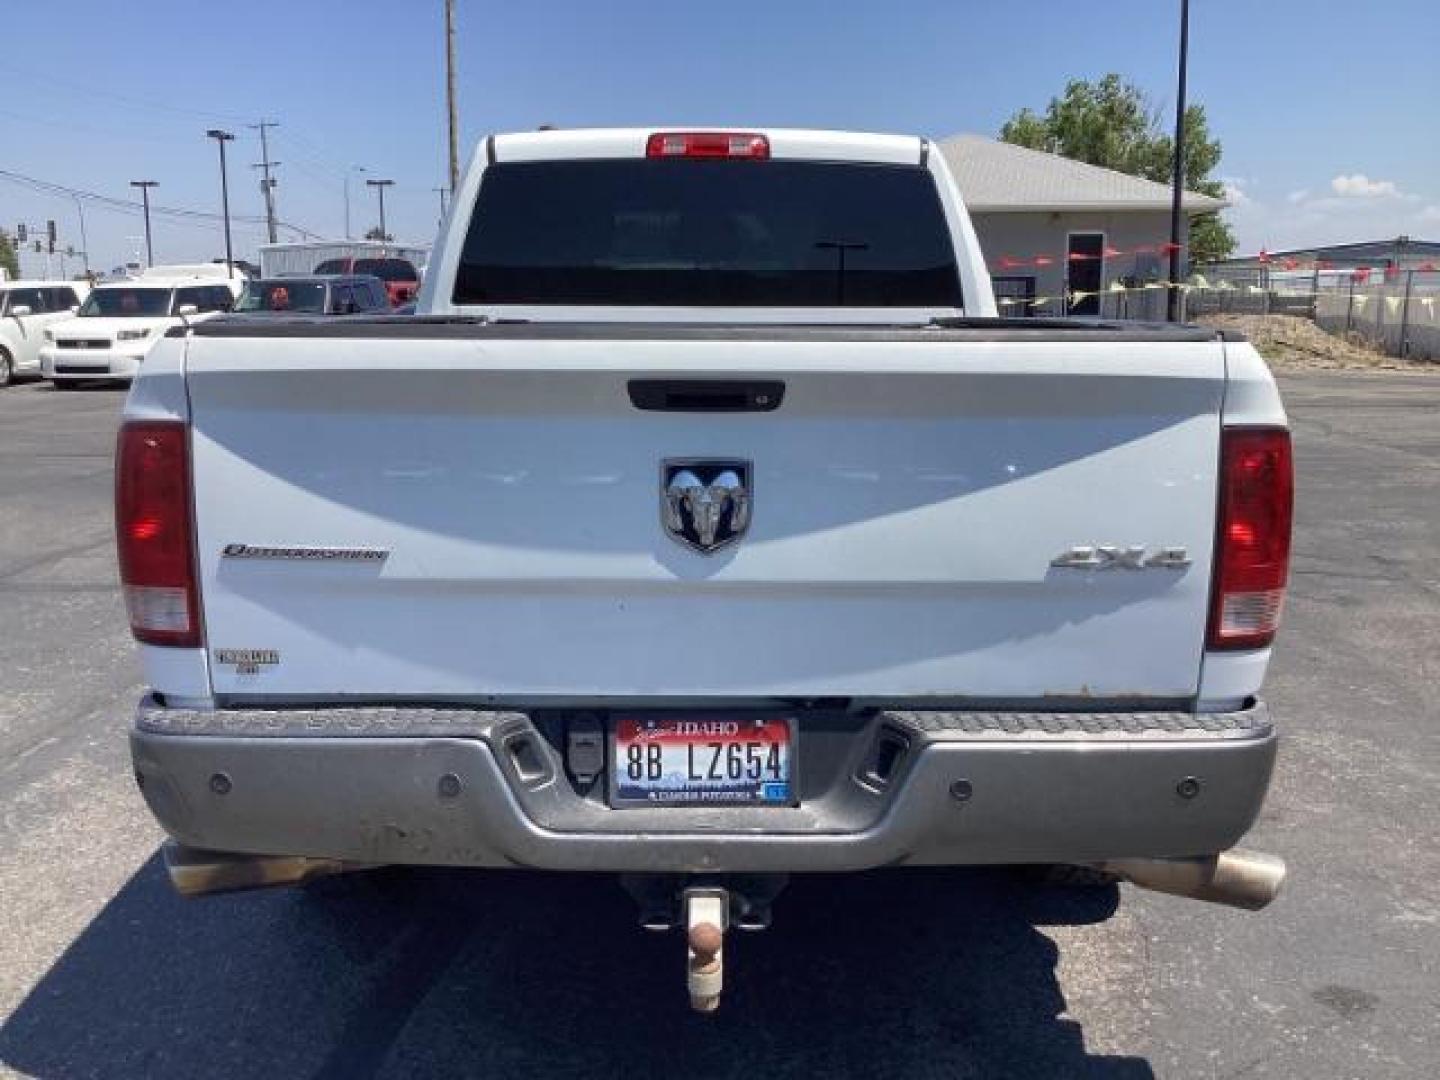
[{"x1": 1050, "y1": 545, "x2": 1191, "y2": 570}]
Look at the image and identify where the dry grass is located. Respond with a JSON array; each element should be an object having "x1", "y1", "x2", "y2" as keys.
[{"x1": 1194, "y1": 313, "x2": 1438, "y2": 373}]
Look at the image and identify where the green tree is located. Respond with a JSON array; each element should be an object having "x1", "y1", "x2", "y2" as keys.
[
  {"x1": 1000, "y1": 74, "x2": 1235, "y2": 263},
  {"x1": 0, "y1": 229, "x2": 19, "y2": 280}
]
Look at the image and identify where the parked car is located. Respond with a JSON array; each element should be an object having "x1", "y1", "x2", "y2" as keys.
[
  {"x1": 41, "y1": 266, "x2": 242, "y2": 387},
  {"x1": 312, "y1": 256, "x2": 420, "y2": 306},
  {"x1": 234, "y1": 275, "x2": 391, "y2": 315},
  {"x1": 257, "y1": 241, "x2": 429, "y2": 282},
  {"x1": 0, "y1": 280, "x2": 91, "y2": 386},
  {"x1": 121, "y1": 128, "x2": 1292, "y2": 1012}
]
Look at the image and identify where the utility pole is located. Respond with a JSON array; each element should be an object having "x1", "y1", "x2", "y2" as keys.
[
  {"x1": 70, "y1": 194, "x2": 91, "y2": 277},
  {"x1": 1166, "y1": 0, "x2": 1190, "y2": 322},
  {"x1": 129, "y1": 181, "x2": 158, "y2": 267},
  {"x1": 445, "y1": 0, "x2": 460, "y2": 194},
  {"x1": 367, "y1": 179, "x2": 394, "y2": 240},
  {"x1": 250, "y1": 120, "x2": 281, "y2": 244},
  {"x1": 206, "y1": 129, "x2": 236, "y2": 277}
]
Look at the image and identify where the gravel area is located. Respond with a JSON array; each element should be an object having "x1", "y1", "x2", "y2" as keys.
[{"x1": 1197, "y1": 313, "x2": 1440, "y2": 373}]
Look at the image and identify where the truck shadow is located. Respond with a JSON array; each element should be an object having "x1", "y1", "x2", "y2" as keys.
[{"x1": 0, "y1": 856, "x2": 1153, "y2": 1079}]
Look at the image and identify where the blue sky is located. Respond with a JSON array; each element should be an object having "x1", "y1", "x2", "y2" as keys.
[{"x1": 3, "y1": 0, "x2": 1437, "y2": 276}]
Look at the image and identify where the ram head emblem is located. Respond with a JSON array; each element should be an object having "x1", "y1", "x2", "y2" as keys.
[{"x1": 661, "y1": 460, "x2": 752, "y2": 554}]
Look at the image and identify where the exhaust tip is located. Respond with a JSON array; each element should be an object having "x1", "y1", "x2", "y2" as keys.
[
  {"x1": 1207, "y1": 849, "x2": 1287, "y2": 910},
  {"x1": 1098, "y1": 848, "x2": 1286, "y2": 911},
  {"x1": 162, "y1": 841, "x2": 364, "y2": 898}
]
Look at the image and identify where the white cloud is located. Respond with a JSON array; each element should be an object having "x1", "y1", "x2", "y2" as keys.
[
  {"x1": 1223, "y1": 182, "x2": 1440, "y2": 252},
  {"x1": 1221, "y1": 179, "x2": 1251, "y2": 205},
  {"x1": 1330, "y1": 173, "x2": 1401, "y2": 198}
]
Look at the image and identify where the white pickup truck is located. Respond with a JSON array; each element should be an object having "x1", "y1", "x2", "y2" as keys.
[{"x1": 121, "y1": 129, "x2": 1292, "y2": 1010}]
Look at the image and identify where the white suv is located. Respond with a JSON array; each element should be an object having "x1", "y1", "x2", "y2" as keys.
[
  {"x1": 0, "y1": 280, "x2": 90, "y2": 387},
  {"x1": 41, "y1": 267, "x2": 242, "y2": 387}
]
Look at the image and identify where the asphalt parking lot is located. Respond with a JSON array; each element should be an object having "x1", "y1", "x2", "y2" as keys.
[{"x1": 1, "y1": 373, "x2": 1436, "y2": 1079}]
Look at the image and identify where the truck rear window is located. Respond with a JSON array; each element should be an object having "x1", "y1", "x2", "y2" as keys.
[{"x1": 453, "y1": 160, "x2": 962, "y2": 308}]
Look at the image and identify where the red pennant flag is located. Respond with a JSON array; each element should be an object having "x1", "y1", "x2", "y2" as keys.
[
  {"x1": 1034, "y1": 256, "x2": 1054, "y2": 267},
  {"x1": 1281, "y1": 258, "x2": 1299, "y2": 271},
  {"x1": 997, "y1": 256, "x2": 1022, "y2": 270},
  {"x1": 1102, "y1": 245, "x2": 1123, "y2": 258},
  {"x1": 1258, "y1": 249, "x2": 1271, "y2": 265},
  {"x1": 1353, "y1": 267, "x2": 1372, "y2": 284},
  {"x1": 1067, "y1": 252, "x2": 1093, "y2": 261},
  {"x1": 1159, "y1": 242, "x2": 1182, "y2": 254},
  {"x1": 1383, "y1": 264, "x2": 1400, "y2": 280},
  {"x1": 1316, "y1": 259, "x2": 1333, "y2": 270}
]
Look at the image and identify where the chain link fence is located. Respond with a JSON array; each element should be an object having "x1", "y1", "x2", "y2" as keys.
[{"x1": 1184, "y1": 267, "x2": 1440, "y2": 360}]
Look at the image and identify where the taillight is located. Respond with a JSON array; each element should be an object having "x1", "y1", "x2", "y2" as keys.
[
  {"x1": 116, "y1": 420, "x2": 200, "y2": 647},
  {"x1": 645, "y1": 131, "x2": 770, "y2": 159},
  {"x1": 1208, "y1": 428, "x2": 1293, "y2": 650}
]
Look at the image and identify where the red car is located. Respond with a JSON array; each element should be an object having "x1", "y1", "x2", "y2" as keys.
[{"x1": 313, "y1": 256, "x2": 420, "y2": 306}]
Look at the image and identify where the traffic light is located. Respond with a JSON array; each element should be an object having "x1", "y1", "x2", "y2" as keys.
[
  {"x1": 47, "y1": 219, "x2": 57, "y2": 254},
  {"x1": 16, "y1": 223, "x2": 26, "y2": 243}
]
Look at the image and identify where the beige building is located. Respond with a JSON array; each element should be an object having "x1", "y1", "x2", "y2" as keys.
[{"x1": 939, "y1": 134, "x2": 1227, "y2": 319}]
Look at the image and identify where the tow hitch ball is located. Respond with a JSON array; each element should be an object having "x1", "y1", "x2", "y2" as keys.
[
  {"x1": 684, "y1": 889, "x2": 727, "y2": 1013},
  {"x1": 623, "y1": 875, "x2": 785, "y2": 1014}
]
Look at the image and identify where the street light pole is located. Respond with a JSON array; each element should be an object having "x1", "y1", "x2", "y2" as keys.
[
  {"x1": 206, "y1": 129, "x2": 236, "y2": 277},
  {"x1": 344, "y1": 166, "x2": 366, "y2": 240},
  {"x1": 129, "y1": 181, "x2": 158, "y2": 267},
  {"x1": 366, "y1": 178, "x2": 394, "y2": 240},
  {"x1": 1166, "y1": 0, "x2": 1191, "y2": 322}
]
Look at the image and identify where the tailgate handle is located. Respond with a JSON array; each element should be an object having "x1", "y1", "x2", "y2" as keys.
[{"x1": 628, "y1": 380, "x2": 784, "y2": 413}]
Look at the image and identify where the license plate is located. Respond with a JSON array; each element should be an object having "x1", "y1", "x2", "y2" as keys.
[{"x1": 611, "y1": 716, "x2": 795, "y2": 806}]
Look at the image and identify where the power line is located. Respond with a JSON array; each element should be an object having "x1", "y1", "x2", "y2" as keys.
[
  {"x1": 275, "y1": 128, "x2": 360, "y2": 177},
  {"x1": 274, "y1": 129, "x2": 432, "y2": 191},
  {"x1": 0, "y1": 62, "x2": 251, "y2": 125},
  {"x1": 0, "y1": 167, "x2": 323, "y2": 240},
  {"x1": 0, "y1": 104, "x2": 186, "y2": 149},
  {"x1": 2, "y1": 167, "x2": 251, "y2": 224}
]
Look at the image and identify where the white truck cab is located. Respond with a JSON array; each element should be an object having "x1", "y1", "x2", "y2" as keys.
[
  {"x1": 42, "y1": 265, "x2": 242, "y2": 385},
  {"x1": 0, "y1": 280, "x2": 91, "y2": 386}
]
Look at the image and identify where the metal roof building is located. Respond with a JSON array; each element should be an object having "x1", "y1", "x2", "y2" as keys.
[
  {"x1": 940, "y1": 133, "x2": 1226, "y2": 214},
  {"x1": 1211, "y1": 237, "x2": 1440, "y2": 272},
  {"x1": 938, "y1": 133, "x2": 1227, "y2": 317}
]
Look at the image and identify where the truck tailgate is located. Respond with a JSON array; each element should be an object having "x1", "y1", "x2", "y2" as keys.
[{"x1": 183, "y1": 329, "x2": 1224, "y2": 701}]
